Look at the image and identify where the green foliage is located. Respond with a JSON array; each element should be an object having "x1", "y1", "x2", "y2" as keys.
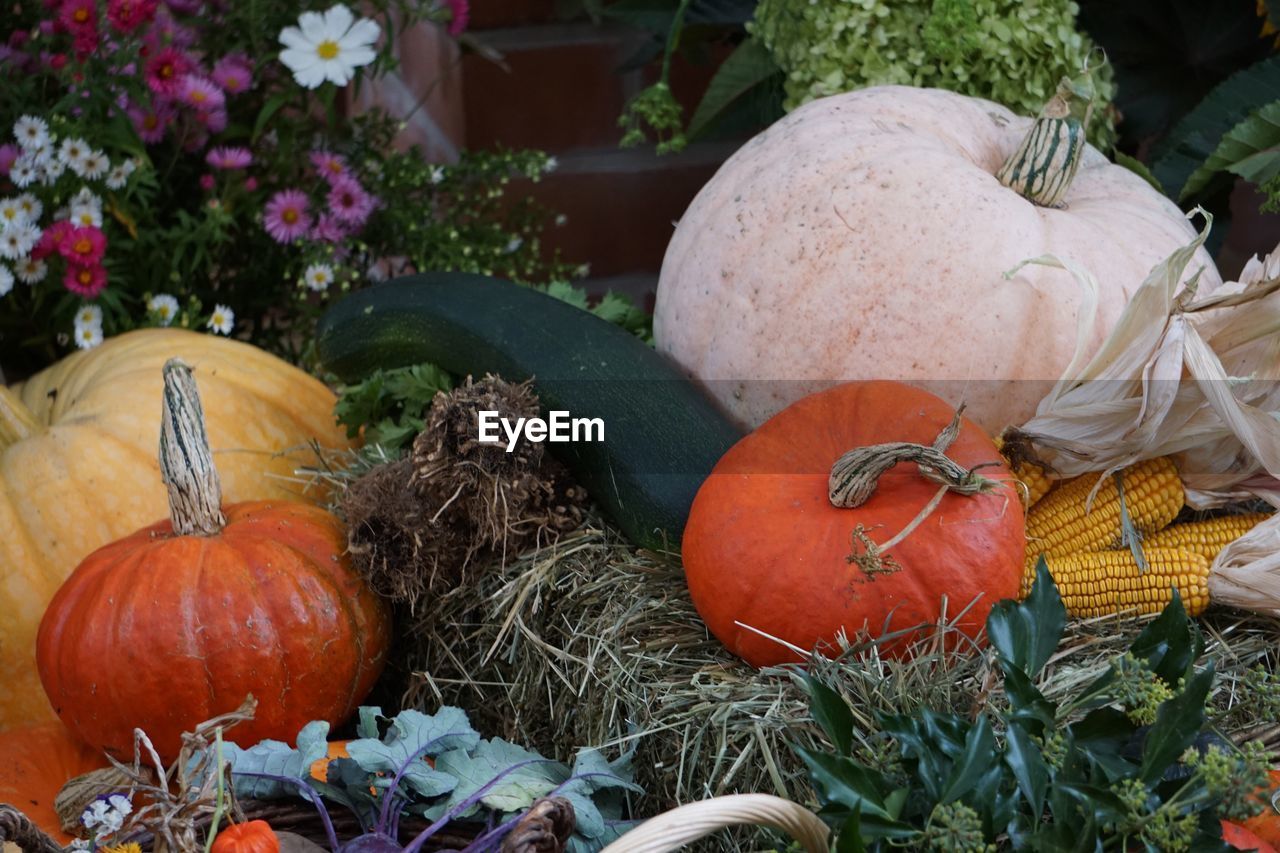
[
  {"x1": 206, "y1": 705, "x2": 641, "y2": 851},
  {"x1": 748, "y1": 0, "x2": 1117, "y2": 148},
  {"x1": 1150, "y1": 54, "x2": 1280, "y2": 200},
  {"x1": 795, "y1": 561, "x2": 1273, "y2": 851},
  {"x1": 1182, "y1": 101, "x2": 1280, "y2": 204}
]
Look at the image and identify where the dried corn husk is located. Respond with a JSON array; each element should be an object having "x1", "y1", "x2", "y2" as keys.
[{"x1": 1004, "y1": 213, "x2": 1280, "y2": 614}]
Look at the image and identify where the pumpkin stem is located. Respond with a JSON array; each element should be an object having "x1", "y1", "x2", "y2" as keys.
[
  {"x1": 830, "y1": 407, "x2": 1003, "y2": 577},
  {"x1": 160, "y1": 358, "x2": 226, "y2": 536},
  {"x1": 0, "y1": 386, "x2": 41, "y2": 448},
  {"x1": 995, "y1": 57, "x2": 1101, "y2": 208}
]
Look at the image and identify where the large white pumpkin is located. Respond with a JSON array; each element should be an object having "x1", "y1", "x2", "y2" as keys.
[{"x1": 653, "y1": 86, "x2": 1220, "y2": 433}]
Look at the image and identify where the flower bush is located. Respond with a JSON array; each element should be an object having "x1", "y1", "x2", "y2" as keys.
[{"x1": 0, "y1": 0, "x2": 574, "y2": 372}]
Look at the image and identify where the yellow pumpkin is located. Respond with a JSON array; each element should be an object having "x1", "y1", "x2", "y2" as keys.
[
  {"x1": 0, "y1": 328, "x2": 353, "y2": 730},
  {"x1": 653, "y1": 85, "x2": 1221, "y2": 434}
]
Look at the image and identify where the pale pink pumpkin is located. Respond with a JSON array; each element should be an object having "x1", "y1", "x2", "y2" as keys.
[{"x1": 653, "y1": 85, "x2": 1220, "y2": 434}]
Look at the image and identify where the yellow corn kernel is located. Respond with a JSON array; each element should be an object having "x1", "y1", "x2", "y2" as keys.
[
  {"x1": 1021, "y1": 548, "x2": 1211, "y2": 617},
  {"x1": 1142, "y1": 512, "x2": 1271, "y2": 562},
  {"x1": 994, "y1": 436, "x2": 1055, "y2": 507},
  {"x1": 1024, "y1": 457, "x2": 1184, "y2": 559}
]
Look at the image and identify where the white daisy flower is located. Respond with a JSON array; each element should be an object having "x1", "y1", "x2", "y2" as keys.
[
  {"x1": 74, "y1": 322, "x2": 104, "y2": 349},
  {"x1": 80, "y1": 150, "x2": 109, "y2": 181},
  {"x1": 147, "y1": 293, "x2": 180, "y2": 325},
  {"x1": 59, "y1": 137, "x2": 90, "y2": 168},
  {"x1": 40, "y1": 157, "x2": 66, "y2": 184},
  {"x1": 105, "y1": 165, "x2": 131, "y2": 190},
  {"x1": 278, "y1": 4, "x2": 380, "y2": 89},
  {"x1": 303, "y1": 262, "x2": 335, "y2": 291},
  {"x1": 428, "y1": 165, "x2": 445, "y2": 185},
  {"x1": 72, "y1": 187, "x2": 102, "y2": 210},
  {"x1": 74, "y1": 304, "x2": 103, "y2": 329},
  {"x1": 207, "y1": 303, "x2": 234, "y2": 334},
  {"x1": 69, "y1": 203, "x2": 103, "y2": 228},
  {"x1": 15, "y1": 193, "x2": 41, "y2": 222},
  {"x1": 14, "y1": 116, "x2": 50, "y2": 151},
  {"x1": 10, "y1": 159, "x2": 37, "y2": 188},
  {"x1": 0, "y1": 264, "x2": 12, "y2": 296},
  {"x1": 15, "y1": 256, "x2": 47, "y2": 284},
  {"x1": 0, "y1": 198, "x2": 26, "y2": 228},
  {"x1": 0, "y1": 222, "x2": 40, "y2": 259}
]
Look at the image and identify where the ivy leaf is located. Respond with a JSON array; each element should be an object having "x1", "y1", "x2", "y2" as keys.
[
  {"x1": 797, "y1": 673, "x2": 855, "y2": 756},
  {"x1": 1128, "y1": 590, "x2": 1203, "y2": 686},
  {"x1": 1004, "y1": 723, "x2": 1051, "y2": 817},
  {"x1": 939, "y1": 715, "x2": 996, "y2": 804},
  {"x1": 687, "y1": 38, "x2": 779, "y2": 140},
  {"x1": 1181, "y1": 100, "x2": 1280, "y2": 199},
  {"x1": 795, "y1": 747, "x2": 894, "y2": 821},
  {"x1": 1139, "y1": 666, "x2": 1215, "y2": 785},
  {"x1": 986, "y1": 559, "x2": 1066, "y2": 679}
]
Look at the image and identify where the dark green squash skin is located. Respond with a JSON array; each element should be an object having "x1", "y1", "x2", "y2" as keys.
[{"x1": 315, "y1": 273, "x2": 744, "y2": 550}]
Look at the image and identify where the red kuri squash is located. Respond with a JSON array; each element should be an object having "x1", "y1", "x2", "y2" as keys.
[
  {"x1": 0, "y1": 722, "x2": 107, "y2": 843},
  {"x1": 36, "y1": 360, "x2": 391, "y2": 760},
  {"x1": 682, "y1": 381, "x2": 1024, "y2": 667}
]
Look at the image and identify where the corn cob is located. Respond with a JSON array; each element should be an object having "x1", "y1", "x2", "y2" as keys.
[
  {"x1": 1142, "y1": 512, "x2": 1271, "y2": 562},
  {"x1": 1022, "y1": 548, "x2": 1211, "y2": 617},
  {"x1": 1024, "y1": 457, "x2": 1184, "y2": 559},
  {"x1": 994, "y1": 437, "x2": 1055, "y2": 507}
]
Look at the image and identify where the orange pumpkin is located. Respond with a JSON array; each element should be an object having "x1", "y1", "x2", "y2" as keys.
[
  {"x1": 1224, "y1": 820, "x2": 1279, "y2": 852},
  {"x1": 0, "y1": 723, "x2": 107, "y2": 843},
  {"x1": 36, "y1": 360, "x2": 391, "y2": 761},
  {"x1": 682, "y1": 381, "x2": 1024, "y2": 667},
  {"x1": 211, "y1": 820, "x2": 281, "y2": 853},
  {"x1": 1243, "y1": 771, "x2": 1280, "y2": 848}
]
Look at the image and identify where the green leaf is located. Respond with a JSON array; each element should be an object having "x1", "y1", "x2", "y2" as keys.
[
  {"x1": 252, "y1": 91, "x2": 292, "y2": 141},
  {"x1": 1152, "y1": 54, "x2": 1280, "y2": 198},
  {"x1": 1182, "y1": 100, "x2": 1280, "y2": 199},
  {"x1": 796, "y1": 747, "x2": 894, "y2": 820},
  {"x1": 217, "y1": 720, "x2": 331, "y2": 800},
  {"x1": 939, "y1": 716, "x2": 996, "y2": 803},
  {"x1": 835, "y1": 806, "x2": 867, "y2": 853},
  {"x1": 1114, "y1": 151, "x2": 1167, "y2": 195},
  {"x1": 1071, "y1": 708, "x2": 1139, "y2": 781},
  {"x1": 798, "y1": 673, "x2": 855, "y2": 756},
  {"x1": 687, "y1": 38, "x2": 779, "y2": 140},
  {"x1": 1129, "y1": 590, "x2": 1203, "y2": 686},
  {"x1": 435, "y1": 739, "x2": 563, "y2": 815},
  {"x1": 1002, "y1": 668, "x2": 1057, "y2": 732},
  {"x1": 1055, "y1": 782, "x2": 1132, "y2": 828},
  {"x1": 986, "y1": 558, "x2": 1066, "y2": 679},
  {"x1": 1004, "y1": 723, "x2": 1051, "y2": 817},
  {"x1": 357, "y1": 707, "x2": 383, "y2": 739},
  {"x1": 1139, "y1": 666, "x2": 1215, "y2": 785},
  {"x1": 345, "y1": 706, "x2": 480, "y2": 799}
]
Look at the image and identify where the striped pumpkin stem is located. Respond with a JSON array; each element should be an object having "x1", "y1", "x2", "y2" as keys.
[
  {"x1": 160, "y1": 358, "x2": 226, "y2": 536},
  {"x1": 996, "y1": 64, "x2": 1099, "y2": 208}
]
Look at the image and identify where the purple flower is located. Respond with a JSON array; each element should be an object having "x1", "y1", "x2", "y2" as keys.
[
  {"x1": 128, "y1": 101, "x2": 172, "y2": 144},
  {"x1": 309, "y1": 150, "x2": 347, "y2": 183},
  {"x1": 310, "y1": 213, "x2": 349, "y2": 243},
  {"x1": 444, "y1": 0, "x2": 468, "y2": 36},
  {"x1": 327, "y1": 175, "x2": 376, "y2": 226},
  {"x1": 194, "y1": 108, "x2": 227, "y2": 133},
  {"x1": 211, "y1": 54, "x2": 253, "y2": 94},
  {"x1": 0, "y1": 144, "x2": 19, "y2": 176},
  {"x1": 178, "y1": 74, "x2": 225, "y2": 111},
  {"x1": 199, "y1": 173, "x2": 215, "y2": 191},
  {"x1": 205, "y1": 146, "x2": 252, "y2": 170},
  {"x1": 263, "y1": 189, "x2": 312, "y2": 243}
]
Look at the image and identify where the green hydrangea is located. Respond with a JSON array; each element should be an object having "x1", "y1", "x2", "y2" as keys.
[{"x1": 748, "y1": 0, "x2": 1116, "y2": 148}]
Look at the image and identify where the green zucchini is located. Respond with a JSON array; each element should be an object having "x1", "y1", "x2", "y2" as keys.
[{"x1": 315, "y1": 272, "x2": 744, "y2": 550}]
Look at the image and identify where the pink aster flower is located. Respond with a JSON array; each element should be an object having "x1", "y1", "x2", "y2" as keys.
[
  {"x1": 198, "y1": 173, "x2": 215, "y2": 191},
  {"x1": 59, "y1": 0, "x2": 97, "y2": 33},
  {"x1": 178, "y1": 74, "x2": 225, "y2": 111},
  {"x1": 443, "y1": 0, "x2": 468, "y2": 36},
  {"x1": 263, "y1": 189, "x2": 312, "y2": 243},
  {"x1": 327, "y1": 175, "x2": 376, "y2": 226},
  {"x1": 128, "y1": 101, "x2": 172, "y2": 143},
  {"x1": 211, "y1": 54, "x2": 252, "y2": 94},
  {"x1": 0, "y1": 144, "x2": 19, "y2": 177},
  {"x1": 64, "y1": 263, "x2": 107, "y2": 297},
  {"x1": 145, "y1": 46, "x2": 193, "y2": 97},
  {"x1": 244, "y1": 176, "x2": 258, "y2": 191},
  {"x1": 193, "y1": 108, "x2": 227, "y2": 133},
  {"x1": 205, "y1": 146, "x2": 252, "y2": 170},
  {"x1": 107, "y1": 0, "x2": 159, "y2": 32},
  {"x1": 72, "y1": 26, "x2": 99, "y2": 58},
  {"x1": 58, "y1": 225, "x2": 107, "y2": 266},
  {"x1": 32, "y1": 220, "x2": 72, "y2": 260},
  {"x1": 310, "y1": 213, "x2": 349, "y2": 243},
  {"x1": 309, "y1": 150, "x2": 348, "y2": 183}
]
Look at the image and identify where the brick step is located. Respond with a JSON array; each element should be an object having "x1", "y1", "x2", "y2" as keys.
[{"x1": 518, "y1": 141, "x2": 739, "y2": 285}]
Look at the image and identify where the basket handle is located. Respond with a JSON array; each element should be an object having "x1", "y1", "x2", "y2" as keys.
[{"x1": 599, "y1": 793, "x2": 830, "y2": 853}]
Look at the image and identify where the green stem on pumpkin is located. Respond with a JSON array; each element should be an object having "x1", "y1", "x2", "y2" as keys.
[
  {"x1": 995, "y1": 61, "x2": 1100, "y2": 208},
  {"x1": 0, "y1": 386, "x2": 41, "y2": 449},
  {"x1": 159, "y1": 358, "x2": 225, "y2": 536}
]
